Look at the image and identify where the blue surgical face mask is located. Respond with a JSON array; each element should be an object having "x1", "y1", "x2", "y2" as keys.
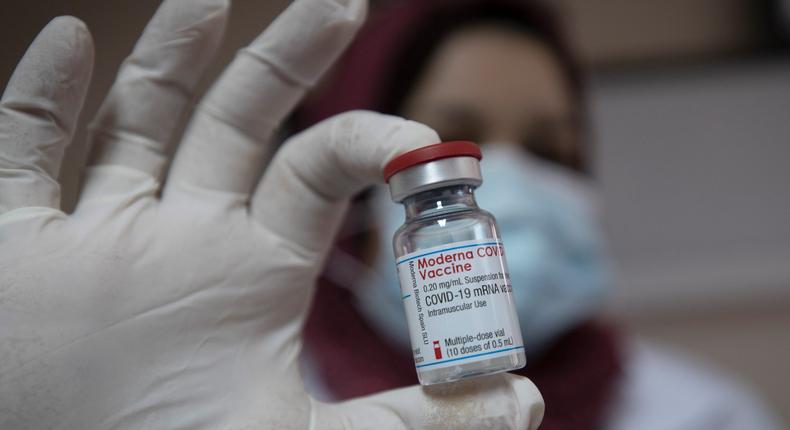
[{"x1": 331, "y1": 144, "x2": 612, "y2": 354}]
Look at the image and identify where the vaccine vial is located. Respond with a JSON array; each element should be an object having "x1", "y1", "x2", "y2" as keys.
[{"x1": 383, "y1": 141, "x2": 526, "y2": 385}]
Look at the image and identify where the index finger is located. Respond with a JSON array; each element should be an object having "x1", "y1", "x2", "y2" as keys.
[
  {"x1": 0, "y1": 17, "x2": 93, "y2": 215},
  {"x1": 165, "y1": 0, "x2": 367, "y2": 197}
]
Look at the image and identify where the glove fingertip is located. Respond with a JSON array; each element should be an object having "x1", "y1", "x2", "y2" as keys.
[
  {"x1": 20, "y1": 14, "x2": 95, "y2": 93},
  {"x1": 45, "y1": 15, "x2": 94, "y2": 52},
  {"x1": 506, "y1": 374, "x2": 545, "y2": 430},
  {"x1": 336, "y1": 0, "x2": 368, "y2": 24},
  {"x1": 15, "y1": 15, "x2": 94, "y2": 130}
]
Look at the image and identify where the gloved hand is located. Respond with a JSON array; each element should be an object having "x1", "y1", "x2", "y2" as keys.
[{"x1": 0, "y1": 0, "x2": 544, "y2": 428}]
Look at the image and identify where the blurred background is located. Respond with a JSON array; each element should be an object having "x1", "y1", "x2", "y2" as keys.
[{"x1": 2, "y1": 0, "x2": 788, "y2": 425}]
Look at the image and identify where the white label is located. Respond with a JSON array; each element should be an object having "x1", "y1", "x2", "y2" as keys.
[{"x1": 396, "y1": 238, "x2": 524, "y2": 371}]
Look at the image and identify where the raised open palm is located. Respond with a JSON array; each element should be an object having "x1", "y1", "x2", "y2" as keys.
[{"x1": 0, "y1": 0, "x2": 543, "y2": 428}]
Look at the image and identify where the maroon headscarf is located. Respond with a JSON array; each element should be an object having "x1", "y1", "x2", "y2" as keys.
[{"x1": 299, "y1": 1, "x2": 622, "y2": 429}]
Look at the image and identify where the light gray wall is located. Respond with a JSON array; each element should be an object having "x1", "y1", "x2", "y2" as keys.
[
  {"x1": 590, "y1": 60, "x2": 790, "y2": 423},
  {"x1": 590, "y1": 60, "x2": 790, "y2": 316}
]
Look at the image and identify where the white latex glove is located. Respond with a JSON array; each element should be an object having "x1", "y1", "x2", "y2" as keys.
[{"x1": 0, "y1": 0, "x2": 544, "y2": 428}]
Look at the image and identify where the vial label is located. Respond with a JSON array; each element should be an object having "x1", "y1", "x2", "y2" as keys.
[{"x1": 396, "y1": 238, "x2": 524, "y2": 371}]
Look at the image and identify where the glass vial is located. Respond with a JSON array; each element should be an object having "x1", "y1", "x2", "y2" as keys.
[{"x1": 383, "y1": 141, "x2": 526, "y2": 385}]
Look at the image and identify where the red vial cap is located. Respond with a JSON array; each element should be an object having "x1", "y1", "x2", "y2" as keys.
[{"x1": 383, "y1": 140, "x2": 482, "y2": 182}]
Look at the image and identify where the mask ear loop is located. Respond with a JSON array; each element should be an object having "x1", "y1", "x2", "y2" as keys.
[
  {"x1": 323, "y1": 247, "x2": 381, "y2": 292},
  {"x1": 334, "y1": 199, "x2": 380, "y2": 238},
  {"x1": 323, "y1": 190, "x2": 389, "y2": 290}
]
